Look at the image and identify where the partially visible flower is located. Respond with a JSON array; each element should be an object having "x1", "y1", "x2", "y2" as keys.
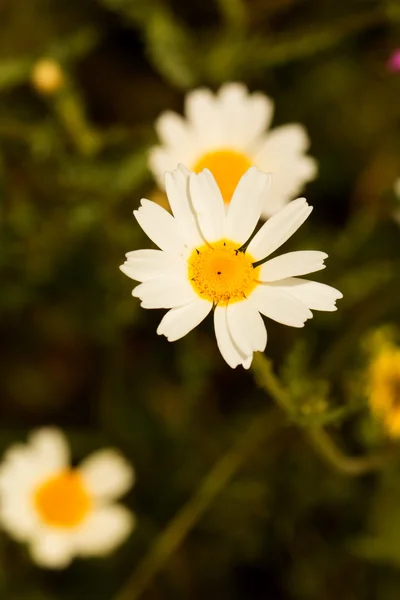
[
  {"x1": 0, "y1": 428, "x2": 135, "y2": 568},
  {"x1": 120, "y1": 165, "x2": 342, "y2": 369},
  {"x1": 368, "y1": 341, "x2": 400, "y2": 439},
  {"x1": 31, "y1": 59, "x2": 64, "y2": 95},
  {"x1": 149, "y1": 83, "x2": 317, "y2": 218},
  {"x1": 387, "y1": 49, "x2": 400, "y2": 72}
]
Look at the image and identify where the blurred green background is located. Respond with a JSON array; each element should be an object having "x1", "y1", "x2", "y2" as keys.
[{"x1": 1, "y1": 0, "x2": 400, "y2": 598}]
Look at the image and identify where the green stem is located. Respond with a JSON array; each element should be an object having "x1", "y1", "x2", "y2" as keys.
[
  {"x1": 51, "y1": 79, "x2": 102, "y2": 156},
  {"x1": 251, "y1": 352, "x2": 393, "y2": 477},
  {"x1": 113, "y1": 408, "x2": 282, "y2": 600}
]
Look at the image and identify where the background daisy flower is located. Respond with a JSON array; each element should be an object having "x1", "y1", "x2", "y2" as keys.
[
  {"x1": 368, "y1": 343, "x2": 400, "y2": 439},
  {"x1": 121, "y1": 165, "x2": 341, "y2": 369},
  {"x1": 149, "y1": 83, "x2": 318, "y2": 218},
  {"x1": 0, "y1": 428, "x2": 135, "y2": 569}
]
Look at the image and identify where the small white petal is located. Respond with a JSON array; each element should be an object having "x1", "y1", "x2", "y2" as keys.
[
  {"x1": 155, "y1": 111, "x2": 191, "y2": 148},
  {"x1": 214, "y1": 305, "x2": 250, "y2": 369},
  {"x1": 217, "y1": 83, "x2": 274, "y2": 148},
  {"x1": 189, "y1": 170, "x2": 226, "y2": 242},
  {"x1": 260, "y1": 251, "x2": 327, "y2": 282},
  {"x1": 75, "y1": 505, "x2": 135, "y2": 557},
  {"x1": 225, "y1": 168, "x2": 271, "y2": 244},
  {"x1": 269, "y1": 278, "x2": 343, "y2": 311},
  {"x1": 132, "y1": 278, "x2": 197, "y2": 309},
  {"x1": 120, "y1": 250, "x2": 186, "y2": 282},
  {"x1": 157, "y1": 299, "x2": 212, "y2": 341},
  {"x1": 242, "y1": 356, "x2": 253, "y2": 369},
  {"x1": 249, "y1": 285, "x2": 313, "y2": 327},
  {"x1": 29, "y1": 428, "x2": 70, "y2": 473},
  {"x1": 226, "y1": 301, "x2": 267, "y2": 356},
  {"x1": 164, "y1": 165, "x2": 204, "y2": 248},
  {"x1": 79, "y1": 450, "x2": 134, "y2": 501},
  {"x1": 254, "y1": 124, "x2": 317, "y2": 218},
  {"x1": 247, "y1": 198, "x2": 313, "y2": 261},
  {"x1": 185, "y1": 88, "x2": 221, "y2": 147},
  {"x1": 148, "y1": 147, "x2": 171, "y2": 187},
  {"x1": 29, "y1": 531, "x2": 74, "y2": 569},
  {"x1": 0, "y1": 496, "x2": 39, "y2": 541},
  {"x1": 134, "y1": 199, "x2": 185, "y2": 254}
]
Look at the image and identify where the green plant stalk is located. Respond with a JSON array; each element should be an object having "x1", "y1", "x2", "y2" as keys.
[
  {"x1": 51, "y1": 79, "x2": 102, "y2": 156},
  {"x1": 114, "y1": 408, "x2": 283, "y2": 600},
  {"x1": 252, "y1": 352, "x2": 394, "y2": 477}
]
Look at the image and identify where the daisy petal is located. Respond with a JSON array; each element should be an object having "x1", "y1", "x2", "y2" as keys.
[
  {"x1": 249, "y1": 285, "x2": 313, "y2": 327},
  {"x1": 120, "y1": 250, "x2": 186, "y2": 282},
  {"x1": 0, "y1": 497, "x2": 38, "y2": 541},
  {"x1": 214, "y1": 305, "x2": 250, "y2": 368},
  {"x1": 75, "y1": 505, "x2": 134, "y2": 557},
  {"x1": 225, "y1": 167, "x2": 272, "y2": 244},
  {"x1": 269, "y1": 278, "x2": 343, "y2": 311},
  {"x1": 155, "y1": 111, "x2": 191, "y2": 148},
  {"x1": 185, "y1": 88, "x2": 221, "y2": 147},
  {"x1": 164, "y1": 165, "x2": 204, "y2": 248},
  {"x1": 157, "y1": 299, "x2": 212, "y2": 341},
  {"x1": 79, "y1": 450, "x2": 134, "y2": 501},
  {"x1": 30, "y1": 531, "x2": 74, "y2": 569},
  {"x1": 29, "y1": 428, "x2": 70, "y2": 473},
  {"x1": 134, "y1": 199, "x2": 185, "y2": 254},
  {"x1": 189, "y1": 170, "x2": 225, "y2": 242},
  {"x1": 254, "y1": 124, "x2": 317, "y2": 218},
  {"x1": 247, "y1": 198, "x2": 313, "y2": 261},
  {"x1": 218, "y1": 83, "x2": 274, "y2": 147},
  {"x1": 227, "y1": 301, "x2": 267, "y2": 356},
  {"x1": 132, "y1": 278, "x2": 197, "y2": 309},
  {"x1": 260, "y1": 251, "x2": 328, "y2": 282},
  {"x1": 148, "y1": 147, "x2": 178, "y2": 187}
]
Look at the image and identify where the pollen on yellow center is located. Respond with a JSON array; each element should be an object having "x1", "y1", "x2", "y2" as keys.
[
  {"x1": 193, "y1": 149, "x2": 253, "y2": 204},
  {"x1": 188, "y1": 239, "x2": 260, "y2": 306},
  {"x1": 34, "y1": 470, "x2": 92, "y2": 528},
  {"x1": 369, "y1": 347, "x2": 400, "y2": 438}
]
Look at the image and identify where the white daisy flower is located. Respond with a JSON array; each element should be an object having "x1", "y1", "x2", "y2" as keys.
[
  {"x1": 120, "y1": 165, "x2": 342, "y2": 369},
  {"x1": 149, "y1": 82, "x2": 317, "y2": 218},
  {"x1": 0, "y1": 428, "x2": 135, "y2": 569}
]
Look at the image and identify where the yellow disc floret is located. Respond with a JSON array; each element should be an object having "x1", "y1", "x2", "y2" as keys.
[
  {"x1": 34, "y1": 470, "x2": 92, "y2": 528},
  {"x1": 188, "y1": 239, "x2": 260, "y2": 306},
  {"x1": 369, "y1": 346, "x2": 400, "y2": 438},
  {"x1": 193, "y1": 149, "x2": 253, "y2": 204}
]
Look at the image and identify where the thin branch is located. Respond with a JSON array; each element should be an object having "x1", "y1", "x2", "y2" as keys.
[{"x1": 114, "y1": 408, "x2": 283, "y2": 600}]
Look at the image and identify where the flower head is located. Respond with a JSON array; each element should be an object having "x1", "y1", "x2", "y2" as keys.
[
  {"x1": 149, "y1": 83, "x2": 317, "y2": 218},
  {"x1": 387, "y1": 49, "x2": 400, "y2": 72},
  {"x1": 0, "y1": 428, "x2": 135, "y2": 568},
  {"x1": 121, "y1": 165, "x2": 342, "y2": 369},
  {"x1": 368, "y1": 341, "x2": 400, "y2": 439}
]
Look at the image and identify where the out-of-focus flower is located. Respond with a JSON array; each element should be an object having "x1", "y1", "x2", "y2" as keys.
[
  {"x1": 368, "y1": 340, "x2": 400, "y2": 439},
  {"x1": 149, "y1": 83, "x2": 317, "y2": 218},
  {"x1": 0, "y1": 428, "x2": 135, "y2": 569},
  {"x1": 121, "y1": 165, "x2": 342, "y2": 369},
  {"x1": 31, "y1": 59, "x2": 64, "y2": 95},
  {"x1": 387, "y1": 50, "x2": 400, "y2": 72}
]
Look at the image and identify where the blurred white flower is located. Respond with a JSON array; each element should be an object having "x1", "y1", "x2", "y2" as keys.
[
  {"x1": 149, "y1": 83, "x2": 317, "y2": 218},
  {"x1": 121, "y1": 165, "x2": 341, "y2": 369},
  {"x1": 0, "y1": 428, "x2": 135, "y2": 569}
]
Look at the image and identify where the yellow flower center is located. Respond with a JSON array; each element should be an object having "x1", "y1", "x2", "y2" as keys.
[
  {"x1": 369, "y1": 347, "x2": 400, "y2": 438},
  {"x1": 34, "y1": 470, "x2": 92, "y2": 528},
  {"x1": 188, "y1": 239, "x2": 260, "y2": 306},
  {"x1": 193, "y1": 149, "x2": 253, "y2": 204}
]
